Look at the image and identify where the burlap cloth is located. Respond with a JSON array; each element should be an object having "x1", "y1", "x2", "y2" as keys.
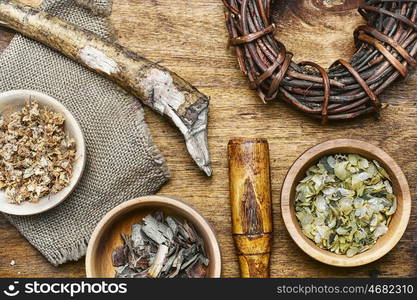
[{"x1": 0, "y1": 0, "x2": 170, "y2": 266}]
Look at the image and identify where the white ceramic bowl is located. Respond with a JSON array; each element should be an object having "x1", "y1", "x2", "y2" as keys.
[{"x1": 0, "y1": 90, "x2": 86, "y2": 215}]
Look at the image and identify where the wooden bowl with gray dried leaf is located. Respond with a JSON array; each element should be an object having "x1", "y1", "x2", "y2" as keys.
[
  {"x1": 281, "y1": 139, "x2": 411, "y2": 267},
  {"x1": 86, "y1": 195, "x2": 221, "y2": 278},
  {"x1": 0, "y1": 90, "x2": 86, "y2": 216}
]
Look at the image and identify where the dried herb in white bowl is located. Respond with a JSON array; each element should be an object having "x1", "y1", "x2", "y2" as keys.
[
  {"x1": 112, "y1": 211, "x2": 209, "y2": 278},
  {"x1": 0, "y1": 101, "x2": 76, "y2": 204},
  {"x1": 295, "y1": 154, "x2": 397, "y2": 257}
]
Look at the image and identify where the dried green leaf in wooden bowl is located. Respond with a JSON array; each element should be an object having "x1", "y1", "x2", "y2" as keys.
[{"x1": 295, "y1": 154, "x2": 396, "y2": 257}]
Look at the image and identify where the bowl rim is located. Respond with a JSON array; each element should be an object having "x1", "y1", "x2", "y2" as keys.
[
  {"x1": 85, "y1": 195, "x2": 222, "y2": 278},
  {"x1": 281, "y1": 139, "x2": 411, "y2": 267},
  {"x1": 0, "y1": 89, "x2": 86, "y2": 216}
]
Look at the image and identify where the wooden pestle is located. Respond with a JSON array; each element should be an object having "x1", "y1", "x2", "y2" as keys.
[{"x1": 227, "y1": 138, "x2": 273, "y2": 278}]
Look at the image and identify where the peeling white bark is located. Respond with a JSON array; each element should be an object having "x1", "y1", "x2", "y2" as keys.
[
  {"x1": 147, "y1": 244, "x2": 169, "y2": 278},
  {"x1": 138, "y1": 68, "x2": 185, "y2": 114},
  {"x1": 138, "y1": 68, "x2": 211, "y2": 175},
  {"x1": 78, "y1": 46, "x2": 119, "y2": 75},
  {"x1": 0, "y1": 0, "x2": 212, "y2": 176}
]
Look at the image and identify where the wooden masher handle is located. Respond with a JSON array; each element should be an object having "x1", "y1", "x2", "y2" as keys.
[{"x1": 228, "y1": 138, "x2": 273, "y2": 278}]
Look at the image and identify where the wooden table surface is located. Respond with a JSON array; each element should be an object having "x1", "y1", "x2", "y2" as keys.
[{"x1": 0, "y1": 0, "x2": 416, "y2": 278}]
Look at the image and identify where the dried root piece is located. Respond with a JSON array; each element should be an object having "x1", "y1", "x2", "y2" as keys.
[
  {"x1": 0, "y1": 0, "x2": 211, "y2": 175},
  {"x1": 147, "y1": 244, "x2": 169, "y2": 278},
  {"x1": 295, "y1": 154, "x2": 396, "y2": 257}
]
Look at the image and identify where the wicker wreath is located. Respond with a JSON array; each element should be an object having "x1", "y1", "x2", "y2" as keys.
[{"x1": 223, "y1": 0, "x2": 417, "y2": 123}]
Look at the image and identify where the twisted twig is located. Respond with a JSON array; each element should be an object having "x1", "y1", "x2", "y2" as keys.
[{"x1": 223, "y1": 0, "x2": 417, "y2": 123}]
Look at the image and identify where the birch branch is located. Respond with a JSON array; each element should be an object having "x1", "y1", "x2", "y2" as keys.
[{"x1": 0, "y1": 0, "x2": 212, "y2": 176}]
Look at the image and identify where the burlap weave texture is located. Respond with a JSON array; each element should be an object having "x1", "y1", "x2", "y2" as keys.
[{"x1": 0, "y1": 0, "x2": 169, "y2": 265}]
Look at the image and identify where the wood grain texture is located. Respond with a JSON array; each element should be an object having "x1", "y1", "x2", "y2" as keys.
[
  {"x1": 0, "y1": 0, "x2": 211, "y2": 176},
  {"x1": 0, "y1": 0, "x2": 416, "y2": 278},
  {"x1": 228, "y1": 138, "x2": 272, "y2": 277}
]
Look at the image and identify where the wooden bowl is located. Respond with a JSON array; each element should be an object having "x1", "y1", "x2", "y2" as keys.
[
  {"x1": 86, "y1": 195, "x2": 222, "y2": 277},
  {"x1": 281, "y1": 139, "x2": 411, "y2": 267},
  {"x1": 0, "y1": 90, "x2": 86, "y2": 216}
]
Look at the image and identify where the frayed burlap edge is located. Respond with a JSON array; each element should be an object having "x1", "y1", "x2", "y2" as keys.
[{"x1": 44, "y1": 108, "x2": 169, "y2": 266}]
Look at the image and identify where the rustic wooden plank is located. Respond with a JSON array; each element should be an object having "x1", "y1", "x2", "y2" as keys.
[
  {"x1": 272, "y1": 0, "x2": 366, "y2": 66},
  {"x1": 0, "y1": 0, "x2": 416, "y2": 278}
]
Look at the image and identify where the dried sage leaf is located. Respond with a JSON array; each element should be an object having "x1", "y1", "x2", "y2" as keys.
[
  {"x1": 295, "y1": 154, "x2": 396, "y2": 257},
  {"x1": 111, "y1": 211, "x2": 209, "y2": 278}
]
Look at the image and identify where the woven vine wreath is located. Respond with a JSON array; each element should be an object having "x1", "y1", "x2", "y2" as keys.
[{"x1": 222, "y1": 0, "x2": 417, "y2": 123}]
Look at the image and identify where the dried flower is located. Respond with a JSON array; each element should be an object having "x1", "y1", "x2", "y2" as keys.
[
  {"x1": 295, "y1": 154, "x2": 396, "y2": 257},
  {"x1": 0, "y1": 101, "x2": 76, "y2": 204}
]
